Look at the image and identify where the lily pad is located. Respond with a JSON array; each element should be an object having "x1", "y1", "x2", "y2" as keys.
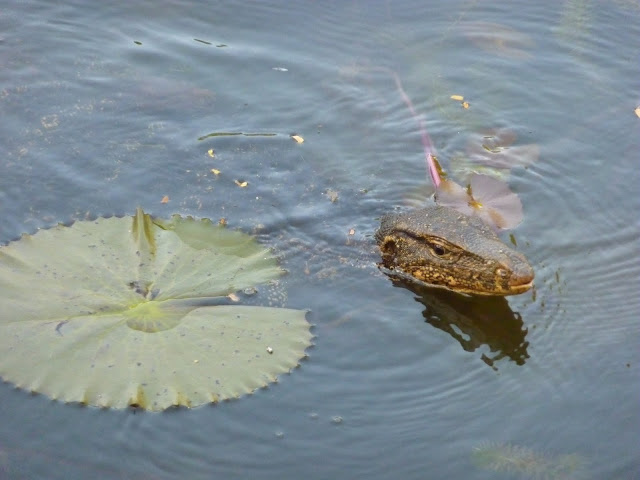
[{"x1": 0, "y1": 208, "x2": 311, "y2": 411}]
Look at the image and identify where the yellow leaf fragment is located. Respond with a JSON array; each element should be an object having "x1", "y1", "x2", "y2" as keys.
[
  {"x1": 211, "y1": 168, "x2": 221, "y2": 175},
  {"x1": 450, "y1": 95, "x2": 464, "y2": 101},
  {"x1": 234, "y1": 180, "x2": 248, "y2": 187},
  {"x1": 161, "y1": 195, "x2": 169, "y2": 204},
  {"x1": 635, "y1": 106, "x2": 640, "y2": 118},
  {"x1": 207, "y1": 148, "x2": 215, "y2": 158},
  {"x1": 462, "y1": 101, "x2": 470, "y2": 109},
  {"x1": 291, "y1": 135, "x2": 304, "y2": 143}
]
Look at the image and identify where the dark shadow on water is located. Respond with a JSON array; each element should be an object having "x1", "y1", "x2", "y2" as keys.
[{"x1": 387, "y1": 276, "x2": 530, "y2": 370}]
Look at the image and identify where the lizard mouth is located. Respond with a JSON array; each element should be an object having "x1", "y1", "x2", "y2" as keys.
[
  {"x1": 507, "y1": 279, "x2": 534, "y2": 294},
  {"x1": 507, "y1": 267, "x2": 535, "y2": 294}
]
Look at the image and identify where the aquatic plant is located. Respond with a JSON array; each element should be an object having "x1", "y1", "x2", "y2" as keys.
[
  {"x1": 472, "y1": 442, "x2": 584, "y2": 479},
  {"x1": 435, "y1": 173, "x2": 524, "y2": 229},
  {"x1": 375, "y1": 67, "x2": 528, "y2": 230},
  {"x1": 387, "y1": 68, "x2": 441, "y2": 189},
  {"x1": 465, "y1": 128, "x2": 540, "y2": 171},
  {"x1": 461, "y1": 22, "x2": 535, "y2": 59},
  {"x1": 0, "y1": 208, "x2": 311, "y2": 411}
]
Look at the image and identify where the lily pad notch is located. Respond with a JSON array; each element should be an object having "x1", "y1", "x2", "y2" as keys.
[{"x1": 0, "y1": 208, "x2": 312, "y2": 411}]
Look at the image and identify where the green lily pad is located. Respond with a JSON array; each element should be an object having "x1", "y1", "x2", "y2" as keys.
[{"x1": 0, "y1": 208, "x2": 311, "y2": 411}]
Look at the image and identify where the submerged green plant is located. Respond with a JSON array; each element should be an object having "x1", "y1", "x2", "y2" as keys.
[
  {"x1": 472, "y1": 442, "x2": 584, "y2": 479},
  {"x1": 0, "y1": 208, "x2": 311, "y2": 411}
]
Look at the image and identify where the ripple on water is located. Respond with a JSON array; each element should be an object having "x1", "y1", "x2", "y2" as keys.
[
  {"x1": 507, "y1": 215, "x2": 639, "y2": 400},
  {"x1": 1, "y1": 0, "x2": 639, "y2": 478}
]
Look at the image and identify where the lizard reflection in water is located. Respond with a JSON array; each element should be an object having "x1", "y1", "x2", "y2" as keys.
[
  {"x1": 376, "y1": 205, "x2": 534, "y2": 296},
  {"x1": 392, "y1": 276, "x2": 530, "y2": 368}
]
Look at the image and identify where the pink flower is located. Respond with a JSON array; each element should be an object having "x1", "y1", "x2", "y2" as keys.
[{"x1": 435, "y1": 173, "x2": 524, "y2": 230}]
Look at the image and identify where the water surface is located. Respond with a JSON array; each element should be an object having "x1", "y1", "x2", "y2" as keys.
[{"x1": 1, "y1": 1, "x2": 638, "y2": 479}]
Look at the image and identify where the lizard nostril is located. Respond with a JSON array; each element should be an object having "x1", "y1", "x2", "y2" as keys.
[
  {"x1": 383, "y1": 239, "x2": 397, "y2": 259},
  {"x1": 508, "y1": 263, "x2": 535, "y2": 288}
]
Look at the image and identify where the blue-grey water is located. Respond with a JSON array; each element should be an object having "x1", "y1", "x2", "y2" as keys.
[{"x1": 1, "y1": 1, "x2": 639, "y2": 479}]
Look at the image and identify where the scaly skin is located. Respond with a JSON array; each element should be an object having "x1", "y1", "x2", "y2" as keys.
[{"x1": 375, "y1": 206, "x2": 534, "y2": 296}]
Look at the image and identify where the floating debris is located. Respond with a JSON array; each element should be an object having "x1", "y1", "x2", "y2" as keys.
[
  {"x1": 449, "y1": 95, "x2": 469, "y2": 108},
  {"x1": 41, "y1": 114, "x2": 59, "y2": 129},
  {"x1": 326, "y1": 189, "x2": 339, "y2": 203},
  {"x1": 198, "y1": 132, "x2": 277, "y2": 141}
]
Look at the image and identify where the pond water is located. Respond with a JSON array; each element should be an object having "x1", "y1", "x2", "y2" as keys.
[{"x1": 1, "y1": 1, "x2": 639, "y2": 479}]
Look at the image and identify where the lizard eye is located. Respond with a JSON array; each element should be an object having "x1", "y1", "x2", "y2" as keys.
[{"x1": 431, "y1": 244, "x2": 446, "y2": 256}]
